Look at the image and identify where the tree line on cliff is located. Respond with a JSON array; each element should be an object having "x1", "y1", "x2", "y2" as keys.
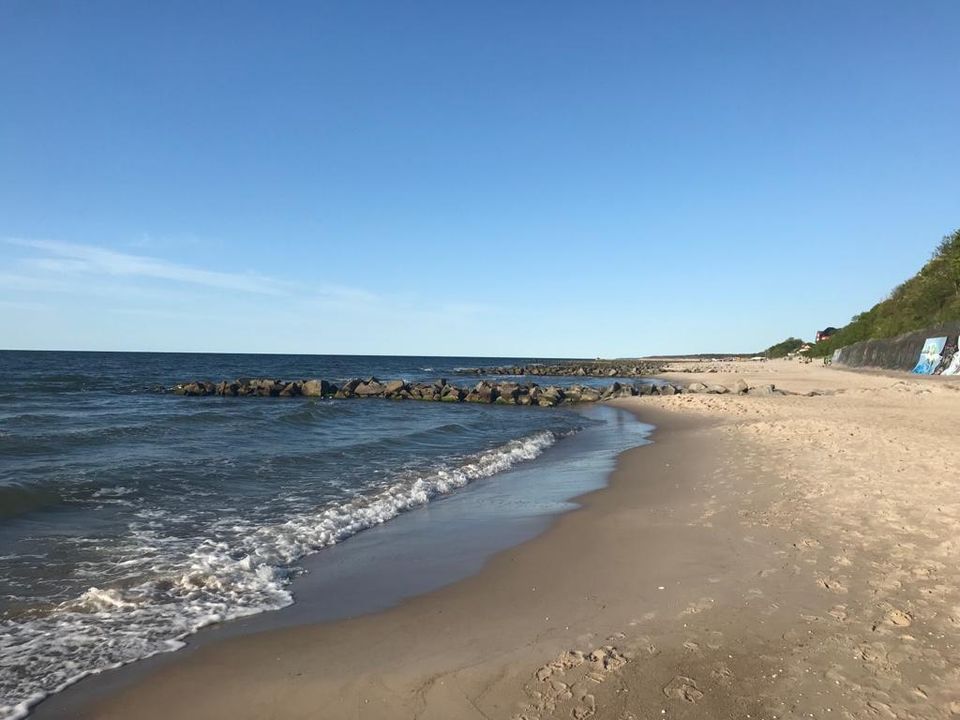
[{"x1": 793, "y1": 228, "x2": 960, "y2": 358}]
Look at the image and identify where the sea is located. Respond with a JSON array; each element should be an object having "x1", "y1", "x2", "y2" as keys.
[{"x1": 0, "y1": 351, "x2": 654, "y2": 719}]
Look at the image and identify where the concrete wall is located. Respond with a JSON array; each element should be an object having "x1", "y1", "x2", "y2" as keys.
[{"x1": 834, "y1": 321, "x2": 960, "y2": 371}]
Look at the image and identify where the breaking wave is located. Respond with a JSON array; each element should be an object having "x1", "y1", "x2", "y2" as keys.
[{"x1": 0, "y1": 430, "x2": 562, "y2": 720}]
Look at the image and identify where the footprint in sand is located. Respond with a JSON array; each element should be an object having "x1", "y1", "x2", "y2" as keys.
[
  {"x1": 829, "y1": 605, "x2": 848, "y2": 622},
  {"x1": 680, "y1": 597, "x2": 715, "y2": 616},
  {"x1": 588, "y1": 646, "x2": 627, "y2": 672},
  {"x1": 571, "y1": 693, "x2": 595, "y2": 719},
  {"x1": 711, "y1": 662, "x2": 734, "y2": 683},
  {"x1": 705, "y1": 630, "x2": 724, "y2": 650},
  {"x1": 885, "y1": 608, "x2": 912, "y2": 627},
  {"x1": 662, "y1": 675, "x2": 704, "y2": 703}
]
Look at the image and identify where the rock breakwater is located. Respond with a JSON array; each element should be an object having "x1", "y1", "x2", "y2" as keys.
[
  {"x1": 455, "y1": 360, "x2": 664, "y2": 378},
  {"x1": 172, "y1": 377, "x2": 787, "y2": 406},
  {"x1": 173, "y1": 377, "x2": 671, "y2": 406}
]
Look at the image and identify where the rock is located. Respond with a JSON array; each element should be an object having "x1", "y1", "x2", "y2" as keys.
[
  {"x1": 279, "y1": 381, "x2": 302, "y2": 397},
  {"x1": 686, "y1": 382, "x2": 708, "y2": 393},
  {"x1": 301, "y1": 379, "x2": 332, "y2": 397},
  {"x1": 383, "y1": 379, "x2": 406, "y2": 396},
  {"x1": 354, "y1": 380, "x2": 386, "y2": 397},
  {"x1": 254, "y1": 379, "x2": 280, "y2": 396},
  {"x1": 636, "y1": 383, "x2": 654, "y2": 396},
  {"x1": 707, "y1": 384, "x2": 729, "y2": 394},
  {"x1": 495, "y1": 382, "x2": 520, "y2": 404},
  {"x1": 174, "y1": 381, "x2": 206, "y2": 396},
  {"x1": 440, "y1": 386, "x2": 463, "y2": 402},
  {"x1": 579, "y1": 387, "x2": 601, "y2": 402},
  {"x1": 747, "y1": 383, "x2": 777, "y2": 396},
  {"x1": 657, "y1": 384, "x2": 677, "y2": 396},
  {"x1": 466, "y1": 381, "x2": 496, "y2": 403},
  {"x1": 733, "y1": 379, "x2": 749, "y2": 395},
  {"x1": 337, "y1": 378, "x2": 362, "y2": 398},
  {"x1": 541, "y1": 386, "x2": 563, "y2": 402}
]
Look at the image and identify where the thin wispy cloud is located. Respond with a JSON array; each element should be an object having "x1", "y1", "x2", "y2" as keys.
[
  {"x1": 1, "y1": 237, "x2": 505, "y2": 352},
  {"x1": 5, "y1": 238, "x2": 289, "y2": 296}
]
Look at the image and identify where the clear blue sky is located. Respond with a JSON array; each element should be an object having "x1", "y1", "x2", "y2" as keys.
[{"x1": 1, "y1": 1, "x2": 958, "y2": 356}]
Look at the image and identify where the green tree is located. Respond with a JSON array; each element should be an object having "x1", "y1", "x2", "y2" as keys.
[
  {"x1": 808, "y1": 229, "x2": 960, "y2": 356},
  {"x1": 765, "y1": 337, "x2": 806, "y2": 358}
]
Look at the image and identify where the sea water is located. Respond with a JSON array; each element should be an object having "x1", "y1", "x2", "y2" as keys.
[{"x1": 0, "y1": 351, "x2": 650, "y2": 719}]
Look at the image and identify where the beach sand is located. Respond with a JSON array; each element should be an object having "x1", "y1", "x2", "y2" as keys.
[{"x1": 51, "y1": 362, "x2": 960, "y2": 719}]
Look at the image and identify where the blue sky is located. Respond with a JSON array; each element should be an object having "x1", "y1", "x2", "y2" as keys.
[{"x1": 1, "y1": 1, "x2": 958, "y2": 356}]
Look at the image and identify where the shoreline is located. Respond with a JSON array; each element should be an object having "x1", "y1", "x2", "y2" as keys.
[
  {"x1": 32, "y1": 361, "x2": 960, "y2": 719},
  {"x1": 31, "y1": 404, "x2": 660, "y2": 719}
]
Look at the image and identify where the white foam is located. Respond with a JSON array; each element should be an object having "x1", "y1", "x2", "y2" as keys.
[
  {"x1": 0, "y1": 430, "x2": 562, "y2": 720},
  {"x1": 91, "y1": 485, "x2": 134, "y2": 498}
]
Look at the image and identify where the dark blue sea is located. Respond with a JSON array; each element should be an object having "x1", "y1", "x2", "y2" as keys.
[{"x1": 0, "y1": 351, "x2": 653, "y2": 719}]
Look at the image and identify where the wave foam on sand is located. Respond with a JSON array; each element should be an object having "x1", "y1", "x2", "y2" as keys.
[{"x1": 0, "y1": 430, "x2": 562, "y2": 720}]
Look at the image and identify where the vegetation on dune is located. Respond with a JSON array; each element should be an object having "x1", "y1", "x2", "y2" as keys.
[
  {"x1": 810, "y1": 229, "x2": 960, "y2": 357},
  {"x1": 764, "y1": 337, "x2": 806, "y2": 358}
]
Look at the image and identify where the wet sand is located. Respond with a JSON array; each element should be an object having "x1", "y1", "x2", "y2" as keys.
[{"x1": 42, "y1": 362, "x2": 960, "y2": 719}]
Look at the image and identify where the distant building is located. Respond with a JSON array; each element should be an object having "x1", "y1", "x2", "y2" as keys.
[{"x1": 816, "y1": 327, "x2": 838, "y2": 343}]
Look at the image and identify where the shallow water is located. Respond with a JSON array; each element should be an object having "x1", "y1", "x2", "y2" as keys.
[{"x1": 0, "y1": 351, "x2": 653, "y2": 719}]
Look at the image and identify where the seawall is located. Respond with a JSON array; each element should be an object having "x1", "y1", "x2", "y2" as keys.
[{"x1": 833, "y1": 321, "x2": 960, "y2": 371}]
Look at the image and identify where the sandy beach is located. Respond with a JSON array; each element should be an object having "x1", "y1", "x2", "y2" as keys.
[{"x1": 46, "y1": 361, "x2": 960, "y2": 720}]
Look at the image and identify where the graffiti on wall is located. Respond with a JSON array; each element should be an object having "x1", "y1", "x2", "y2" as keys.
[{"x1": 911, "y1": 337, "x2": 947, "y2": 375}]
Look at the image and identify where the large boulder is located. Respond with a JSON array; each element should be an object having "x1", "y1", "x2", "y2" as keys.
[
  {"x1": 279, "y1": 381, "x2": 303, "y2": 397},
  {"x1": 336, "y1": 378, "x2": 362, "y2": 398},
  {"x1": 354, "y1": 380, "x2": 386, "y2": 397},
  {"x1": 495, "y1": 382, "x2": 520, "y2": 404},
  {"x1": 656, "y1": 383, "x2": 677, "y2": 396},
  {"x1": 686, "y1": 382, "x2": 708, "y2": 394},
  {"x1": 538, "y1": 386, "x2": 563, "y2": 407},
  {"x1": 383, "y1": 379, "x2": 406, "y2": 396},
  {"x1": 254, "y1": 379, "x2": 281, "y2": 396},
  {"x1": 301, "y1": 379, "x2": 332, "y2": 397},
  {"x1": 174, "y1": 381, "x2": 209, "y2": 396},
  {"x1": 468, "y1": 381, "x2": 496, "y2": 403},
  {"x1": 733, "y1": 379, "x2": 749, "y2": 395},
  {"x1": 579, "y1": 387, "x2": 602, "y2": 402},
  {"x1": 747, "y1": 383, "x2": 777, "y2": 396},
  {"x1": 440, "y1": 385, "x2": 463, "y2": 402},
  {"x1": 707, "y1": 384, "x2": 729, "y2": 395}
]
